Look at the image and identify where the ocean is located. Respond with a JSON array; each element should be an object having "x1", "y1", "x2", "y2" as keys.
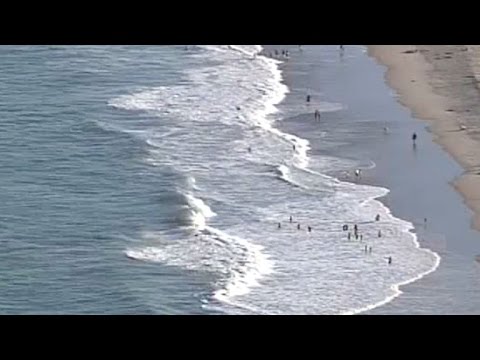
[{"x1": 0, "y1": 45, "x2": 440, "y2": 314}]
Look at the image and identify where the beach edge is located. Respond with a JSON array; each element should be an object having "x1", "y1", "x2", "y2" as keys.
[{"x1": 367, "y1": 45, "x2": 480, "y2": 232}]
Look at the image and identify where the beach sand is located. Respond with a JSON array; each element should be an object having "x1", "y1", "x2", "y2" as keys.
[
  {"x1": 262, "y1": 45, "x2": 480, "y2": 314},
  {"x1": 368, "y1": 45, "x2": 480, "y2": 231}
]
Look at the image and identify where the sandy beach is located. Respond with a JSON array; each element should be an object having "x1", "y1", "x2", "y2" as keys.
[
  {"x1": 260, "y1": 45, "x2": 480, "y2": 314},
  {"x1": 368, "y1": 45, "x2": 480, "y2": 232}
]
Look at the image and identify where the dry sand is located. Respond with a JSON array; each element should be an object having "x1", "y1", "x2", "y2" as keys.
[{"x1": 368, "y1": 45, "x2": 480, "y2": 231}]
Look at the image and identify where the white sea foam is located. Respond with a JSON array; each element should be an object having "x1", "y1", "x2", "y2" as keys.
[{"x1": 111, "y1": 45, "x2": 440, "y2": 315}]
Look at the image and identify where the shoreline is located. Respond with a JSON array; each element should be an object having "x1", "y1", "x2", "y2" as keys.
[
  {"x1": 262, "y1": 45, "x2": 446, "y2": 314},
  {"x1": 263, "y1": 45, "x2": 480, "y2": 314},
  {"x1": 367, "y1": 45, "x2": 480, "y2": 232}
]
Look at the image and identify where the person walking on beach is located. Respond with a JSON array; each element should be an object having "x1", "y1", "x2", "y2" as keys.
[{"x1": 355, "y1": 169, "x2": 361, "y2": 180}]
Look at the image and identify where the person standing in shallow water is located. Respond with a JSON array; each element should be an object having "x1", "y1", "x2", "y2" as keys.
[{"x1": 412, "y1": 132, "x2": 417, "y2": 145}]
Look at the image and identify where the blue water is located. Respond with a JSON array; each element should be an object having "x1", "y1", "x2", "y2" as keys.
[{"x1": 0, "y1": 45, "x2": 439, "y2": 314}]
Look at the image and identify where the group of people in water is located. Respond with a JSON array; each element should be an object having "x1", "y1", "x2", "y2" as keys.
[
  {"x1": 276, "y1": 213, "x2": 394, "y2": 265},
  {"x1": 342, "y1": 214, "x2": 394, "y2": 264},
  {"x1": 277, "y1": 216, "x2": 313, "y2": 233},
  {"x1": 268, "y1": 49, "x2": 290, "y2": 60}
]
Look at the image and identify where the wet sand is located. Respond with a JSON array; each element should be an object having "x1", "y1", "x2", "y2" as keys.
[
  {"x1": 368, "y1": 45, "x2": 480, "y2": 231},
  {"x1": 265, "y1": 45, "x2": 480, "y2": 314}
]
